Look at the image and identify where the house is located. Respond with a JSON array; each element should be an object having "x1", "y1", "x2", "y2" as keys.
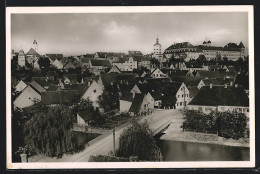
[
  {"x1": 63, "y1": 74, "x2": 81, "y2": 85},
  {"x1": 14, "y1": 80, "x2": 27, "y2": 92},
  {"x1": 89, "y1": 59, "x2": 111, "y2": 75},
  {"x1": 32, "y1": 76, "x2": 57, "y2": 89},
  {"x1": 119, "y1": 92, "x2": 149, "y2": 116},
  {"x1": 52, "y1": 59, "x2": 64, "y2": 69},
  {"x1": 188, "y1": 85, "x2": 249, "y2": 117},
  {"x1": 63, "y1": 62, "x2": 76, "y2": 70},
  {"x1": 81, "y1": 80, "x2": 104, "y2": 109},
  {"x1": 187, "y1": 86, "x2": 199, "y2": 102},
  {"x1": 150, "y1": 68, "x2": 167, "y2": 78},
  {"x1": 18, "y1": 49, "x2": 26, "y2": 67},
  {"x1": 146, "y1": 92, "x2": 163, "y2": 109},
  {"x1": 41, "y1": 90, "x2": 80, "y2": 106},
  {"x1": 94, "y1": 52, "x2": 126, "y2": 59},
  {"x1": 195, "y1": 70, "x2": 236, "y2": 80},
  {"x1": 108, "y1": 65, "x2": 121, "y2": 73},
  {"x1": 13, "y1": 81, "x2": 46, "y2": 109},
  {"x1": 46, "y1": 54, "x2": 63, "y2": 64},
  {"x1": 76, "y1": 110, "x2": 95, "y2": 126},
  {"x1": 113, "y1": 57, "x2": 138, "y2": 72},
  {"x1": 26, "y1": 48, "x2": 40, "y2": 69}
]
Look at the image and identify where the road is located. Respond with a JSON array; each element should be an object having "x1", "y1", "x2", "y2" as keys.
[{"x1": 29, "y1": 109, "x2": 183, "y2": 162}]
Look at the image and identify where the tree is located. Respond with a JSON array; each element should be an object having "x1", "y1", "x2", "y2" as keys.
[
  {"x1": 11, "y1": 56, "x2": 18, "y2": 71},
  {"x1": 98, "y1": 83, "x2": 120, "y2": 112},
  {"x1": 151, "y1": 58, "x2": 160, "y2": 68},
  {"x1": 216, "y1": 111, "x2": 248, "y2": 139},
  {"x1": 117, "y1": 120, "x2": 162, "y2": 161},
  {"x1": 195, "y1": 55, "x2": 206, "y2": 66},
  {"x1": 38, "y1": 57, "x2": 51, "y2": 70},
  {"x1": 23, "y1": 105, "x2": 78, "y2": 158}
]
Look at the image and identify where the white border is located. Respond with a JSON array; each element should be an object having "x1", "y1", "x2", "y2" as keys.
[{"x1": 6, "y1": 6, "x2": 255, "y2": 169}]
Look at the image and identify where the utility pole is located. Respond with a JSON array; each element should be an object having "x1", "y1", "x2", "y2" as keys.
[{"x1": 113, "y1": 127, "x2": 116, "y2": 156}]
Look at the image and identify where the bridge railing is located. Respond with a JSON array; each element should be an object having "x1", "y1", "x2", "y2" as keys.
[{"x1": 152, "y1": 119, "x2": 172, "y2": 135}]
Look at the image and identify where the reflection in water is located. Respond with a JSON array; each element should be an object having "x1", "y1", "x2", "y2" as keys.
[{"x1": 157, "y1": 140, "x2": 249, "y2": 161}]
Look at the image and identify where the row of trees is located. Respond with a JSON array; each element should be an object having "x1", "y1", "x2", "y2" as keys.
[{"x1": 183, "y1": 110, "x2": 248, "y2": 139}]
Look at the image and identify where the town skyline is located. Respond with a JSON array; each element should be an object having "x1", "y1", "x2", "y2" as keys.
[{"x1": 11, "y1": 12, "x2": 248, "y2": 56}]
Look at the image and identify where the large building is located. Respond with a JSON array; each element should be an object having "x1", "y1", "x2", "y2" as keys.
[
  {"x1": 164, "y1": 40, "x2": 246, "y2": 61},
  {"x1": 152, "y1": 36, "x2": 163, "y2": 62}
]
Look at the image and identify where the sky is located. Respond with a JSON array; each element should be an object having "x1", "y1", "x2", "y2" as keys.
[{"x1": 11, "y1": 12, "x2": 248, "y2": 56}]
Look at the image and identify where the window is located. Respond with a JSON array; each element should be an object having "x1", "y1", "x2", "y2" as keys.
[
  {"x1": 93, "y1": 89, "x2": 96, "y2": 93},
  {"x1": 180, "y1": 102, "x2": 182, "y2": 106},
  {"x1": 182, "y1": 94, "x2": 184, "y2": 98},
  {"x1": 198, "y1": 107, "x2": 202, "y2": 111},
  {"x1": 178, "y1": 95, "x2": 180, "y2": 98}
]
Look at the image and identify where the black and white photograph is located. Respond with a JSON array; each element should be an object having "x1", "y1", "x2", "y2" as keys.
[{"x1": 6, "y1": 6, "x2": 255, "y2": 169}]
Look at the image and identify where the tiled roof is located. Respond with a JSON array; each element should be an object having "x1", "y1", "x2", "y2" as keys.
[
  {"x1": 64, "y1": 83, "x2": 90, "y2": 97},
  {"x1": 170, "y1": 75, "x2": 203, "y2": 87},
  {"x1": 108, "y1": 65, "x2": 121, "y2": 73},
  {"x1": 187, "y1": 86, "x2": 199, "y2": 98},
  {"x1": 96, "y1": 52, "x2": 126, "y2": 58},
  {"x1": 118, "y1": 84, "x2": 135, "y2": 93},
  {"x1": 32, "y1": 76, "x2": 56, "y2": 87},
  {"x1": 41, "y1": 90, "x2": 80, "y2": 105},
  {"x1": 63, "y1": 74, "x2": 81, "y2": 83},
  {"x1": 100, "y1": 73, "x2": 136, "y2": 87},
  {"x1": 129, "y1": 93, "x2": 145, "y2": 113},
  {"x1": 165, "y1": 42, "x2": 195, "y2": 50},
  {"x1": 196, "y1": 70, "x2": 236, "y2": 79},
  {"x1": 77, "y1": 110, "x2": 96, "y2": 121},
  {"x1": 90, "y1": 59, "x2": 111, "y2": 68},
  {"x1": 120, "y1": 92, "x2": 134, "y2": 102},
  {"x1": 189, "y1": 86, "x2": 249, "y2": 107},
  {"x1": 26, "y1": 48, "x2": 40, "y2": 56},
  {"x1": 46, "y1": 54, "x2": 63, "y2": 61},
  {"x1": 63, "y1": 62, "x2": 76, "y2": 69},
  {"x1": 150, "y1": 92, "x2": 163, "y2": 101},
  {"x1": 170, "y1": 70, "x2": 189, "y2": 76},
  {"x1": 30, "y1": 80, "x2": 46, "y2": 94}
]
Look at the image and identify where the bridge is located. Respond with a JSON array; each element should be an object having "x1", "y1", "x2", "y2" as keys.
[{"x1": 30, "y1": 109, "x2": 183, "y2": 162}]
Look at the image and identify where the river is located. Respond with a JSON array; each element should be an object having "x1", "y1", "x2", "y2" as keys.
[{"x1": 157, "y1": 140, "x2": 250, "y2": 161}]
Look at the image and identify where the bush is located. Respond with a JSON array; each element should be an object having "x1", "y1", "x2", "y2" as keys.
[
  {"x1": 216, "y1": 111, "x2": 248, "y2": 139},
  {"x1": 117, "y1": 120, "x2": 162, "y2": 161},
  {"x1": 183, "y1": 110, "x2": 248, "y2": 139}
]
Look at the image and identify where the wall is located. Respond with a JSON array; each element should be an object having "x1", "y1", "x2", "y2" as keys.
[
  {"x1": 175, "y1": 83, "x2": 190, "y2": 109},
  {"x1": 119, "y1": 100, "x2": 132, "y2": 113}
]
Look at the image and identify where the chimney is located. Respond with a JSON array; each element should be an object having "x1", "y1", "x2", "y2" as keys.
[
  {"x1": 224, "y1": 84, "x2": 227, "y2": 88},
  {"x1": 235, "y1": 84, "x2": 238, "y2": 88},
  {"x1": 230, "y1": 81, "x2": 233, "y2": 86},
  {"x1": 210, "y1": 83, "x2": 213, "y2": 89}
]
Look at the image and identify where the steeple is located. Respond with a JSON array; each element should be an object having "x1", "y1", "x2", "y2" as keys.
[
  {"x1": 33, "y1": 39, "x2": 38, "y2": 51},
  {"x1": 156, "y1": 35, "x2": 159, "y2": 44}
]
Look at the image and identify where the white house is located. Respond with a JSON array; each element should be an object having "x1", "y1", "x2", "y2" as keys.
[
  {"x1": 53, "y1": 59, "x2": 63, "y2": 69},
  {"x1": 13, "y1": 81, "x2": 46, "y2": 109},
  {"x1": 150, "y1": 68, "x2": 167, "y2": 78},
  {"x1": 81, "y1": 80, "x2": 104, "y2": 109},
  {"x1": 187, "y1": 85, "x2": 249, "y2": 117},
  {"x1": 15, "y1": 80, "x2": 27, "y2": 92},
  {"x1": 119, "y1": 92, "x2": 149, "y2": 116},
  {"x1": 175, "y1": 82, "x2": 190, "y2": 109}
]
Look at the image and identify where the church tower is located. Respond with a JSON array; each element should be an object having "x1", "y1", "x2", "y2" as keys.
[
  {"x1": 33, "y1": 39, "x2": 38, "y2": 51},
  {"x1": 152, "y1": 36, "x2": 163, "y2": 61}
]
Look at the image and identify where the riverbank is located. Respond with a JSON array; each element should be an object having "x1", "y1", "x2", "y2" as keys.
[{"x1": 160, "y1": 131, "x2": 249, "y2": 147}]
